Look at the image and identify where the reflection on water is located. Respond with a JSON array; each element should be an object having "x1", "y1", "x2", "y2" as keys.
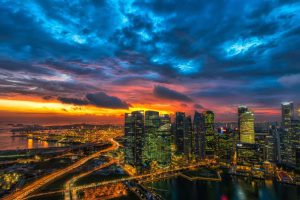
[
  {"x1": 42, "y1": 140, "x2": 49, "y2": 148},
  {"x1": 147, "y1": 175, "x2": 300, "y2": 200},
  {"x1": 0, "y1": 129, "x2": 65, "y2": 150},
  {"x1": 27, "y1": 139, "x2": 33, "y2": 149}
]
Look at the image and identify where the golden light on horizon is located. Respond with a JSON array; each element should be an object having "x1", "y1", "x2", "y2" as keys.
[{"x1": 0, "y1": 99, "x2": 174, "y2": 116}]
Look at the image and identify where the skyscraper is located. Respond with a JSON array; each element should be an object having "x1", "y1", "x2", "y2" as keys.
[
  {"x1": 144, "y1": 111, "x2": 160, "y2": 164},
  {"x1": 183, "y1": 116, "x2": 193, "y2": 160},
  {"x1": 175, "y1": 112, "x2": 185, "y2": 154},
  {"x1": 124, "y1": 113, "x2": 134, "y2": 165},
  {"x1": 238, "y1": 106, "x2": 248, "y2": 140},
  {"x1": 203, "y1": 111, "x2": 215, "y2": 158},
  {"x1": 193, "y1": 111, "x2": 205, "y2": 159},
  {"x1": 239, "y1": 111, "x2": 255, "y2": 144},
  {"x1": 156, "y1": 114, "x2": 172, "y2": 166},
  {"x1": 124, "y1": 111, "x2": 145, "y2": 170},
  {"x1": 282, "y1": 102, "x2": 294, "y2": 131},
  {"x1": 281, "y1": 102, "x2": 294, "y2": 165}
]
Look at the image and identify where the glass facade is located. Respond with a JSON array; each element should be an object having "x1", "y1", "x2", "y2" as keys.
[{"x1": 239, "y1": 111, "x2": 255, "y2": 144}]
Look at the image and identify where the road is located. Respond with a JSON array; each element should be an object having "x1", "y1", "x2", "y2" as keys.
[
  {"x1": 64, "y1": 158, "x2": 117, "y2": 200},
  {"x1": 72, "y1": 163, "x2": 206, "y2": 191},
  {"x1": 3, "y1": 138, "x2": 120, "y2": 200}
]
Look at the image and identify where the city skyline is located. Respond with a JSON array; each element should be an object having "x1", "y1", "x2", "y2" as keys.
[
  {"x1": 1, "y1": 1, "x2": 300, "y2": 199},
  {"x1": 1, "y1": 0, "x2": 300, "y2": 124}
]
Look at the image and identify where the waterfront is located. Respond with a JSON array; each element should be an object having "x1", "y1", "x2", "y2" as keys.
[
  {"x1": 146, "y1": 175, "x2": 300, "y2": 200},
  {"x1": 0, "y1": 129, "x2": 64, "y2": 151}
]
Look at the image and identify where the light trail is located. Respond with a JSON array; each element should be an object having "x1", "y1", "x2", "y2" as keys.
[
  {"x1": 3, "y1": 138, "x2": 120, "y2": 200},
  {"x1": 64, "y1": 158, "x2": 117, "y2": 200}
]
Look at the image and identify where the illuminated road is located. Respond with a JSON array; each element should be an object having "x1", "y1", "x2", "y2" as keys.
[
  {"x1": 72, "y1": 163, "x2": 207, "y2": 191},
  {"x1": 64, "y1": 158, "x2": 117, "y2": 200},
  {"x1": 3, "y1": 138, "x2": 120, "y2": 200},
  {"x1": 24, "y1": 163, "x2": 220, "y2": 199}
]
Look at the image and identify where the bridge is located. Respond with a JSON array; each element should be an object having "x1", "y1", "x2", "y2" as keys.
[{"x1": 25, "y1": 162, "x2": 218, "y2": 199}]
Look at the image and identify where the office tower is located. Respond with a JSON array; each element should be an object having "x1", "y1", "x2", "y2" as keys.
[
  {"x1": 193, "y1": 111, "x2": 205, "y2": 159},
  {"x1": 124, "y1": 113, "x2": 134, "y2": 165},
  {"x1": 238, "y1": 105, "x2": 248, "y2": 140},
  {"x1": 282, "y1": 102, "x2": 294, "y2": 131},
  {"x1": 239, "y1": 111, "x2": 255, "y2": 144},
  {"x1": 156, "y1": 114, "x2": 172, "y2": 166},
  {"x1": 203, "y1": 111, "x2": 215, "y2": 158},
  {"x1": 183, "y1": 116, "x2": 193, "y2": 160},
  {"x1": 281, "y1": 102, "x2": 294, "y2": 165},
  {"x1": 175, "y1": 112, "x2": 185, "y2": 154},
  {"x1": 296, "y1": 148, "x2": 300, "y2": 169},
  {"x1": 266, "y1": 126, "x2": 278, "y2": 163},
  {"x1": 124, "y1": 111, "x2": 145, "y2": 169},
  {"x1": 144, "y1": 111, "x2": 160, "y2": 164},
  {"x1": 291, "y1": 120, "x2": 300, "y2": 166}
]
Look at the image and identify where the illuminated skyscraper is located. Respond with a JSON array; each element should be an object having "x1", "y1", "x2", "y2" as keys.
[
  {"x1": 282, "y1": 102, "x2": 294, "y2": 131},
  {"x1": 144, "y1": 111, "x2": 160, "y2": 164},
  {"x1": 203, "y1": 111, "x2": 215, "y2": 158},
  {"x1": 124, "y1": 113, "x2": 134, "y2": 165},
  {"x1": 238, "y1": 106, "x2": 248, "y2": 140},
  {"x1": 156, "y1": 114, "x2": 172, "y2": 166},
  {"x1": 281, "y1": 102, "x2": 294, "y2": 165},
  {"x1": 239, "y1": 110, "x2": 255, "y2": 144},
  {"x1": 124, "y1": 111, "x2": 145, "y2": 170},
  {"x1": 291, "y1": 120, "x2": 300, "y2": 166},
  {"x1": 175, "y1": 112, "x2": 185, "y2": 154},
  {"x1": 193, "y1": 111, "x2": 205, "y2": 159},
  {"x1": 183, "y1": 116, "x2": 193, "y2": 160}
]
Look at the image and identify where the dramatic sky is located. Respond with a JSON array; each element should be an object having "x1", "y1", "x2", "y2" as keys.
[{"x1": 0, "y1": 0, "x2": 300, "y2": 124}]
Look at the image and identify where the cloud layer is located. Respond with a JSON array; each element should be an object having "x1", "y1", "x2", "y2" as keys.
[
  {"x1": 58, "y1": 92, "x2": 130, "y2": 109},
  {"x1": 1, "y1": 0, "x2": 300, "y2": 120}
]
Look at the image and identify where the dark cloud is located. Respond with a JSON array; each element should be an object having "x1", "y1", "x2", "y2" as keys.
[
  {"x1": 86, "y1": 92, "x2": 130, "y2": 109},
  {"x1": 194, "y1": 104, "x2": 204, "y2": 109},
  {"x1": 153, "y1": 85, "x2": 192, "y2": 102},
  {"x1": 57, "y1": 97, "x2": 89, "y2": 106},
  {"x1": 57, "y1": 92, "x2": 130, "y2": 109},
  {"x1": 43, "y1": 96, "x2": 53, "y2": 100}
]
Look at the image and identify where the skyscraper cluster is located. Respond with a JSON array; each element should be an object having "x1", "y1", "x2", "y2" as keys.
[
  {"x1": 124, "y1": 102, "x2": 300, "y2": 173},
  {"x1": 124, "y1": 111, "x2": 171, "y2": 172}
]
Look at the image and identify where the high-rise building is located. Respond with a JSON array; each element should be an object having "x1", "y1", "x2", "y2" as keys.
[
  {"x1": 124, "y1": 113, "x2": 134, "y2": 165},
  {"x1": 266, "y1": 126, "x2": 279, "y2": 163},
  {"x1": 238, "y1": 105, "x2": 248, "y2": 140},
  {"x1": 156, "y1": 114, "x2": 172, "y2": 166},
  {"x1": 193, "y1": 111, "x2": 205, "y2": 159},
  {"x1": 291, "y1": 120, "x2": 300, "y2": 166},
  {"x1": 175, "y1": 112, "x2": 185, "y2": 154},
  {"x1": 144, "y1": 111, "x2": 160, "y2": 164},
  {"x1": 183, "y1": 116, "x2": 193, "y2": 160},
  {"x1": 203, "y1": 111, "x2": 215, "y2": 158},
  {"x1": 281, "y1": 102, "x2": 294, "y2": 165},
  {"x1": 125, "y1": 111, "x2": 172, "y2": 171},
  {"x1": 239, "y1": 111, "x2": 255, "y2": 144},
  {"x1": 124, "y1": 111, "x2": 145, "y2": 170},
  {"x1": 282, "y1": 102, "x2": 294, "y2": 131},
  {"x1": 296, "y1": 148, "x2": 300, "y2": 169}
]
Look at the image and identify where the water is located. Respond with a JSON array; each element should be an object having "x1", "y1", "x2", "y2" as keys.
[
  {"x1": 146, "y1": 175, "x2": 300, "y2": 200},
  {"x1": 0, "y1": 129, "x2": 65, "y2": 151}
]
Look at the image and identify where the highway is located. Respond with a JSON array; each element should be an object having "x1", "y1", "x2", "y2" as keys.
[
  {"x1": 72, "y1": 163, "x2": 207, "y2": 191},
  {"x1": 3, "y1": 138, "x2": 120, "y2": 200},
  {"x1": 23, "y1": 163, "x2": 206, "y2": 199},
  {"x1": 64, "y1": 158, "x2": 117, "y2": 200}
]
